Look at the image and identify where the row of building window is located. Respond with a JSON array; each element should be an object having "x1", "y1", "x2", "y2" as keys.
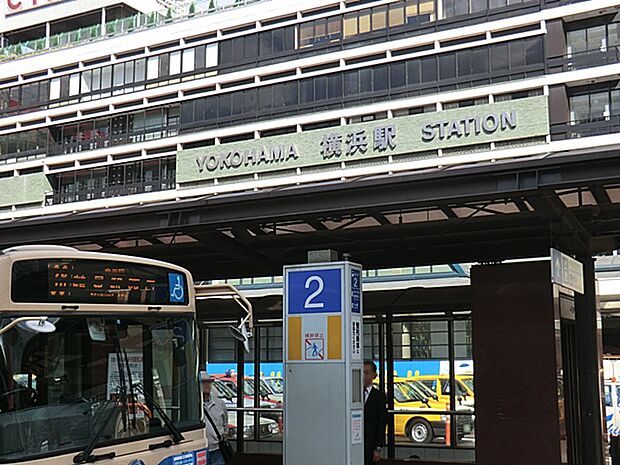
[
  {"x1": 0, "y1": 44, "x2": 217, "y2": 116},
  {"x1": 0, "y1": 6, "x2": 614, "y2": 122},
  {"x1": 0, "y1": 106, "x2": 179, "y2": 163},
  {"x1": 569, "y1": 84, "x2": 620, "y2": 123},
  {"x1": 180, "y1": 37, "x2": 544, "y2": 130},
  {"x1": 566, "y1": 16, "x2": 620, "y2": 57},
  {"x1": 0, "y1": 37, "x2": 544, "y2": 163},
  {"x1": 49, "y1": 156, "x2": 176, "y2": 205},
  {"x1": 298, "y1": 0, "x2": 531, "y2": 49}
]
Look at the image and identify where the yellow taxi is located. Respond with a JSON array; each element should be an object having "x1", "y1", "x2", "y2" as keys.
[
  {"x1": 375, "y1": 377, "x2": 454, "y2": 444},
  {"x1": 413, "y1": 375, "x2": 475, "y2": 406}
]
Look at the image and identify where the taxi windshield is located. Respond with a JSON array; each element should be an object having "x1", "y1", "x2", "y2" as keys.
[
  {"x1": 0, "y1": 315, "x2": 201, "y2": 463},
  {"x1": 394, "y1": 382, "x2": 426, "y2": 403}
]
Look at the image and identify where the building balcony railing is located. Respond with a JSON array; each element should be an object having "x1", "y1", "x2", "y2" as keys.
[
  {"x1": 550, "y1": 115, "x2": 620, "y2": 141},
  {"x1": 0, "y1": 119, "x2": 180, "y2": 166},
  {"x1": 47, "y1": 175, "x2": 176, "y2": 206},
  {"x1": 0, "y1": 0, "x2": 269, "y2": 64},
  {"x1": 547, "y1": 46, "x2": 620, "y2": 74}
]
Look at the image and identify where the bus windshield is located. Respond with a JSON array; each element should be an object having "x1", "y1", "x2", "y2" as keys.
[{"x1": 0, "y1": 314, "x2": 201, "y2": 463}]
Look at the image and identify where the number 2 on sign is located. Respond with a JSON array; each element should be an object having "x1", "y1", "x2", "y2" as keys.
[{"x1": 304, "y1": 276, "x2": 325, "y2": 309}]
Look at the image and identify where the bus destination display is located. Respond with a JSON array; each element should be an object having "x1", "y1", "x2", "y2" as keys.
[{"x1": 11, "y1": 259, "x2": 188, "y2": 305}]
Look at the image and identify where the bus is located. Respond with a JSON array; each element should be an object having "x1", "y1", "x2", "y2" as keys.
[{"x1": 0, "y1": 245, "x2": 206, "y2": 465}]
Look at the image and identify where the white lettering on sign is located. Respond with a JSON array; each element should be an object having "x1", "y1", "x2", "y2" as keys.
[
  {"x1": 550, "y1": 248, "x2": 584, "y2": 295},
  {"x1": 6, "y1": 0, "x2": 67, "y2": 15},
  {"x1": 351, "y1": 317, "x2": 361, "y2": 360}
]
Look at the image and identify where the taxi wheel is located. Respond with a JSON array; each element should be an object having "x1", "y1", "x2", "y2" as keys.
[{"x1": 407, "y1": 418, "x2": 433, "y2": 444}]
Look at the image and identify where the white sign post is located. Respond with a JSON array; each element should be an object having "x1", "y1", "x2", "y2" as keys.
[{"x1": 284, "y1": 261, "x2": 364, "y2": 465}]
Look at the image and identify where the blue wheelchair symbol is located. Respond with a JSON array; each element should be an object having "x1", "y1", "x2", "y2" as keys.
[{"x1": 168, "y1": 273, "x2": 186, "y2": 304}]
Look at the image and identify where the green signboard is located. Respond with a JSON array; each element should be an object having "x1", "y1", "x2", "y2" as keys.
[
  {"x1": 0, "y1": 172, "x2": 51, "y2": 208},
  {"x1": 177, "y1": 95, "x2": 549, "y2": 184}
]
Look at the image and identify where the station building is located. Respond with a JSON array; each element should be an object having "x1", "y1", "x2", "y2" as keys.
[{"x1": 2, "y1": 0, "x2": 620, "y2": 464}]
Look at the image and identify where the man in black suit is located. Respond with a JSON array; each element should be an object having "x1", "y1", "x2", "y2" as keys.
[{"x1": 364, "y1": 360, "x2": 388, "y2": 465}]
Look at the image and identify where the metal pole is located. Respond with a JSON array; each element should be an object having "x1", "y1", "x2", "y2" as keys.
[{"x1": 386, "y1": 313, "x2": 395, "y2": 459}]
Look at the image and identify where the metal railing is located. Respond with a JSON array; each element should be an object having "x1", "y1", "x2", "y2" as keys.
[
  {"x1": 547, "y1": 46, "x2": 620, "y2": 73},
  {"x1": 551, "y1": 115, "x2": 620, "y2": 141},
  {"x1": 0, "y1": 0, "x2": 270, "y2": 63}
]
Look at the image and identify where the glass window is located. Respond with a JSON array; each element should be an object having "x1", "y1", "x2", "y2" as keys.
[
  {"x1": 388, "y1": 3, "x2": 405, "y2": 27},
  {"x1": 113, "y1": 64, "x2": 124, "y2": 88},
  {"x1": 315, "y1": 19, "x2": 327, "y2": 44},
  {"x1": 206, "y1": 44, "x2": 218, "y2": 68},
  {"x1": 69, "y1": 73, "x2": 80, "y2": 96},
  {"x1": 508, "y1": 40, "x2": 525, "y2": 68},
  {"x1": 419, "y1": 0, "x2": 435, "y2": 22},
  {"x1": 159, "y1": 53, "x2": 170, "y2": 77},
  {"x1": 344, "y1": 70, "x2": 358, "y2": 95},
  {"x1": 125, "y1": 62, "x2": 135, "y2": 85},
  {"x1": 491, "y1": 43, "x2": 509, "y2": 72},
  {"x1": 135, "y1": 59, "x2": 146, "y2": 82},
  {"x1": 569, "y1": 94, "x2": 591, "y2": 122},
  {"x1": 169, "y1": 51, "x2": 182, "y2": 75},
  {"x1": 472, "y1": 0, "x2": 487, "y2": 13},
  {"x1": 147, "y1": 57, "x2": 159, "y2": 80},
  {"x1": 421, "y1": 56, "x2": 437, "y2": 83},
  {"x1": 372, "y1": 7, "x2": 387, "y2": 31},
  {"x1": 588, "y1": 25, "x2": 607, "y2": 52},
  {"x1": 390, "y1": 61, "x2": 406, "y2": 88},
  {"x1": 609, "y1": 23, "x2": 620, "y2": 48},
  {"x1": 327, "y1": 17, "x2": 342, "y2": 41},
  {"x1": 244, "y1": 34, "x2": 258, "y2": 60},
  {"x1": 314, "y1": 76, "x2": 328, "y2": 101},
  {"x1": 50, "y1": 78, "x2": 61, "y2": 100},
  {"x1": 101, "y1": 66, "x2": 112, "y2": 89},
  {"x1": 0, "y1": 315, "x2": 200, "y2": 463},
  {"x1": 272, "y1": 28, "x2": 285, "y2": 54},
  {"x1": 81, "y1": 71, "x2": 92, "y2": 94},
  {"x1": 344, "y1": 13, "x2": 358, "y2": 39},
  {"x1": 92, "y1": 68, "x2": 101, "y2": 91},
  {"x1": 373, "y1": 65, "x2": 388, "y2": 91},
  {"x1": 300, "y1": 22, "x2": 314, "y2": 48},
  {"x1": 471, "y1": 47, "x2": 488, "y2": 75},
  {"x1": 182, "y1": 49, "x2": 195, "y2": 73},
  {"x1": 524, "y1": 37, "x2": 543, "y2": 65},
  {"x1": 405, "y1": 0, "x2": 419, "y2": 25},
  {"x1": 407, "y1": 59, "x2": 421, "y2": 85},
  {"x1": 455, "y1": 0, "x2": 469, "y2": 16},
  {"x1": 442, "y1": 0, "x2": 455, "y2": 19},
  {"x1": 327, "y1": 74, "x2": 342, "y2": 99},
  {"x1": 359, "y1": 9, "x2": 371, "y2": 34},
  {"x1": 359, "y1": 68, "x2": 372, "y2": 93},
  {"x1": 260, "y1": 30, "x2": 272, "y2": 55},
  {"x1": 567, "y1": 29, "x2": 587, "y2": 56},
  {"x1": 439, "y1": 53, "x2": 456, "y2": 80}
]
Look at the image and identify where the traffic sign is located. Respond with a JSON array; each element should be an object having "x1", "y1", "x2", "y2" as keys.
[
  {"x1": 287, "y1": 268, "x2": 342, "y2": 314},
  {"x1": 550, "y1": 248, "x2": 584, "y2": 294}
]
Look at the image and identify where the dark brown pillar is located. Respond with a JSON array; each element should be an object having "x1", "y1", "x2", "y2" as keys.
[{"x1": 472, "y1": 262, "x2": 565, "y2": 465}]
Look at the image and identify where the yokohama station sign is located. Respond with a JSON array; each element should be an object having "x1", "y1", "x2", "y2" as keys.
[
  {"x1": 5, "y1": 0, "x2": 67, "y2": 15},
  {"x1": 177, "y1": 96, "x2": 549, "y2": 185}
]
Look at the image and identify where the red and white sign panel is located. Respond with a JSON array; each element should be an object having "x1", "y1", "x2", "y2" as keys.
[{"x1": 6, "y1": 0, "x2": 67, "y2": 15}]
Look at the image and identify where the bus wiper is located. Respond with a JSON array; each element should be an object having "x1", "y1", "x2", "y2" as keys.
[
  {"x1": 133, "y1": 382, "x2": 185, "y2": 444},
  {"x1": 72, "y1": 397, "x2": 119, "y2": 464}
]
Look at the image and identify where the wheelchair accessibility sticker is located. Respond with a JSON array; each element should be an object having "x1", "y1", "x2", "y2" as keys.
[{"x1": 168, "y1": 272, "x2": 186, "y2": 304}]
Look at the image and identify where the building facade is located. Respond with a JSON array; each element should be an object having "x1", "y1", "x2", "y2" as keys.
[
  {"x1": 0, "y1": 0, "x2": 618, "y2": 221},
  {"x1": 1, "y1": 1, "x2": 619, "y2": 464}
]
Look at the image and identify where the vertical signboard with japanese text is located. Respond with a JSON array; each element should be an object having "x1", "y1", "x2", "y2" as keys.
[{"x1": 284, "y1": 261, "x2": 364, "y2": 465}]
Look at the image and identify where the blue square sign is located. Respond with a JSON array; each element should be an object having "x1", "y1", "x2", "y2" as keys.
[
  {"x1": 168, "y1": 272, "x2": 186, "y2": 304},
  {"x1": 287, "y1": 268, "x2": 342, "y2": 314}
]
